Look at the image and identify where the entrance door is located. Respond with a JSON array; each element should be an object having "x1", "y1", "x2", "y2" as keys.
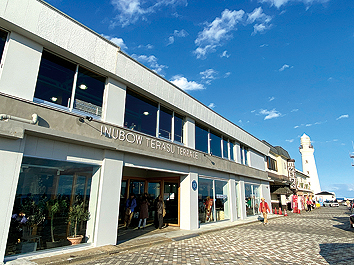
[
  {"x1": 163, "y1": 182, "x2": 179, "y2": 225},
  {"x1": 147, "y1": 182, "x2": 161, "y2": 223}
]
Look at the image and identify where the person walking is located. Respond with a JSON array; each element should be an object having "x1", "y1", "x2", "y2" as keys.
[
  {"x1": 156, "y1": 195, "x2": 165, "y2": 229},
  {"x1": 259, "y1": 197, "x2": 270, "y2": 225},
  {"x1": 307, "y1": 198, "x2": 312, "y2": 212},
  {"x1": 124, "y1": 193, "x2": 137, "y2": 229},
  {"x1": 138, "y1": 194, "x2": 149, "y2": 229}
]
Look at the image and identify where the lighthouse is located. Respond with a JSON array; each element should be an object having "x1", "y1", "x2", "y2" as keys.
[{"x1": 299, "y1": 134, "x2": 321, "y2": 194}]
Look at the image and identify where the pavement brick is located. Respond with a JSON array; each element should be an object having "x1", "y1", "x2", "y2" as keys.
[{"x1": 69, "y1": 206, "x2": 354, "y2": 265}]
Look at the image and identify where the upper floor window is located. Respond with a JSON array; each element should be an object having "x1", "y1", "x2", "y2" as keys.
[
  {"x1": 34, "y1": 51, "x2": 105, "y2": 117},
  {"x1": 240, "y1": 145, "x2": 248, "y2": 166},
  {"x1": 195, "y1": 123, "x2": 208, "y2": 153},
  {"x1": 267, "y1": 156, "x2": 277, "y2": 171},
  {"x1": 210, "y1": 131, "x2": 222, "y2": 158},
  {"x1": 124, "y1": 90, "x2": 184, "y2": 142},
  {"x1": 222, "y1": 138, "x2": 228, "y2": 159},
  {"x1": 0, "y1": 29, "x2": 8, "y2": 63},
  {"x1": 229, "y1": 142, "x2": 235, "y2": 161},
  {"x1": 124, "y1": 89, "x2": 158, "y2": 136}
]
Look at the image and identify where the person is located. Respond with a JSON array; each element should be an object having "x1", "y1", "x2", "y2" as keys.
[
  {"x1": 346, "y1": 199, "x2": 351, "y2": 210},
  {"x1": 205, "y1": 196, "x2": 213, "y2": 222},
  {"x1": 306, "y1": 198, "x2": 312, "y2": 212},
  {"x1": 138, "y1": 193, "x2": 149, "y2": 229},
  {"x1": 156, "y1": 195, "x2": 165, "y2": 229},
  {"x1": 259, "y1": 197, "x2": 270, "y2": 225},
  {"x1": 124, "y1": 193, "x2": 137, "y2": 229}
]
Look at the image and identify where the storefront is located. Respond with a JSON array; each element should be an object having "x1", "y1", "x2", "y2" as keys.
[{"x1": 0, "y1": 0, "x2": 271, "y2": 262}]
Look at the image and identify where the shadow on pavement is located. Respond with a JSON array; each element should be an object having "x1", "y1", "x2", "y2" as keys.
[
  {"x1": 319, "y1": 243, "x2": 354, "y2": 264},
  {"x1": 332, "y1": 216, "x2": 353, "y2": 232}
]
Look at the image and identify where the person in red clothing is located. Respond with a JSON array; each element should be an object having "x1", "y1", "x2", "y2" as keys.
[{"x1": 259, "y1": 197, "x2": 271, "y2": 225}]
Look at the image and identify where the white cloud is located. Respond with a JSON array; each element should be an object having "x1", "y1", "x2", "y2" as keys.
[
  {"x1": 286, "y1": 139, "x2": 294, "y2": 143},
  {"x1": 102, "y1": 35, "x2": 128, "y2": 50},
  {"x1": 194, "y1": 9, "x2": 245, "y2": 58},
  {"x1": 110, "y1": 0, "x2": 187, "y2": 27},
  {"x1": 336, "y1": 114, "x2": 349, "y2": 120},
  {"x1": 224, "y1": 72, "x2": 231, "y2": 78},
  {"x1": 306, "y1": 124, "x2": 312, "y2": 127},
  {"x1": 291, "y1": 109, "x2": 299, "y2": 112},
  {"x1": 170, "y1": 75, "x2": 205, "y2": 91},
  {"x1": 167, "y1": 29, "x2": 188, "y2": 45},
  {"x1": 294, "y1": 125, "x2": 299, "y2": 128},
  {"x1": 138, "y1": 44, "x2": 154, "y2": 49},
  {"x1": 259, "y1": 109, "x2": 281, "y2": 120},
  {"x1": 259, "y1": 0, "x2": 330, "y2": 9},
  {"x1": 221, "y1": 50, "x2": 230, "y2": 58},
  {"x1": 260, "y1": 44, "x2": 269, "y2": 47},
  {"x1": 279, "y1": 64, "x2": 290, "y2": 71},
  {"x1": 247, "y1": 7, "x2": 272, "y2": 35},
  {"x1": 251, "y1": 110, "x2": 256, "y2": 113},
  {"x1": 208, "y1": 103, "x2": 216, "y2": 108},
  {"x1": 131, "y1": 54, "x2": 167, "y2": 76},
  {"x1": 269, "y1": 96, "x2": 275, "y2": 102},
  {"x1": 200, "y1": 69, "x2": 217, "y2": 81}
]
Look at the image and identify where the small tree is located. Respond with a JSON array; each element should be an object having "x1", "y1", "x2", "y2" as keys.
[
  {"x1": 67, "y1": 202, "x2": 90, "y2": 238},
  {"x1": 46, "y1": 197, "x2": 67, "y2": 242}
]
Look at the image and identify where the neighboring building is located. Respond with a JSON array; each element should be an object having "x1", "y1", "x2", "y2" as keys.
[
  {"x1": 299, "y1": 134, "x2": 321, "y2": 194},
  {"x1": 293, "y1": 169, "x2": 313, "y2": 211},
  {"x1": 262, "y1": 141, "x2": 292, "y2": 211},
  {"x1": 315, "y1": 191, "x2": 336, "y2": 206},
  {"x1": 0, "y1": 0, "x2": 272, "y2": 262}
]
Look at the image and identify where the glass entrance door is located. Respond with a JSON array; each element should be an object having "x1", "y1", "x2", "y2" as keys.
[
  {"x1": 163, "y1": 182, "x2": 179, "y2": 225},
  {"x1": 147, "y1": 182, "x2": 160, "y2": 223}
]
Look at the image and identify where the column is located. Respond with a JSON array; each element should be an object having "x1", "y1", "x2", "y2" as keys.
[
  {"x1": 92, "y1": 150, "x2": 123, "y2": 246},
  {"x1": 102, "y1": 78, "x2": 127, "y2": 127},
  {"x1": 238, "y1": 179, "x2": 246, "y2": 219},
  {"x1": 179, "y1": 168, "x2": 198, "y2": 230},
  {"x1": 0, "y1": 137, "x2": 25, "y2": 262},
  {"x1": 228, "y1": 178, "x2": 237, "y2": 221}
]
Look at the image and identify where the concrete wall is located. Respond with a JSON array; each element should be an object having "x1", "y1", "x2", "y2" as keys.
[{"x1": 249, "y1": 150, "x2": 265, "y2": 171}]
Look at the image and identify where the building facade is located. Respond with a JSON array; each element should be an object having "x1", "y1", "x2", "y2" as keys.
[{"x1": 0, "y1": 0, "x2": 271, "y2": 262}]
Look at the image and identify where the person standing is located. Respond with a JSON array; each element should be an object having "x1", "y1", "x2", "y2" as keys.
[
  {"x1": 156, "y1": 195, "x2": 165, "y2": 229},
  {"x1": 124, "y1": 193, "x2": 137, "y2": 229},
  {"x1": 259, "y1": 197, "x2": 270, "y2": 225},
  {"x1": 138, "y1": 194, "x2": 149, "y2": 229},
  {"x1": 307, "y1": 198, "x2": 312, "y2": 212}
]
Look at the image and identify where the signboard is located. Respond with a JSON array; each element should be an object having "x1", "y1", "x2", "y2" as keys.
[{"x1": 192, "y1": 180, "x2": 198, "y2": 191}]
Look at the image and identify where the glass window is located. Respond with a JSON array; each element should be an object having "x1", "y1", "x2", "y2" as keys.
[
  {"x1": 195, "y1": 124, "x2": 208, "y2": 153},
  {"x1": 215, "y1": 180, "x2": 229, "y2": 221},
  {"x1": 129, "y1": 180, "x2": 145, "y2": 200},
  {"x1": 5, "y1": 157, "x2": 96, "y2": 256},
  {"x1": 230, "y1": 142, "x2": 235, "y2": 161},
  {"x1": 222, "y1": 138, "x2": 228, "y2": 159},
  {"x1": 74, "y1": 67, "x2": 105, "y2": 116},
  {"x1": 159, "y1": 106, "x2": 172, "y2": 140},
  {"x1": 210, "y1": 131, "x2": 222, "y2": 158},
  {"x1": 0, "y1": 29, "x2": 7, "y2": 62},
  {"x1": 34, "y1": 51, "x2": 76, "y2": 107},
  {"x1": 198, "y1": 178, "x2": 214, "y2": 224},
  {"x1": 244, "y1": 183, "x2": 260, "y2": 217},
  {"x1": 124, "y1": 90, "x2": 158, "y2": 136},
  {"x1": 244, "y1": 148, "x2": 248, "y2": 166},
  {"x1": 174, "y1": 113, "x2": 184, "y2": 143}
]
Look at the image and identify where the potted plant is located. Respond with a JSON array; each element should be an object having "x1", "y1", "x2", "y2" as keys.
[
  {"x1": 46, "y1": 197, "x2": 67, "y2": 248},
  {"x1": 67, "y1": 201, "x2": 90, "y2": 245}
]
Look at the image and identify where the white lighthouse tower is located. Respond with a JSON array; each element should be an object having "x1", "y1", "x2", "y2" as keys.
[{"x1": 299, "y1": 134, "x2": 321, "y2": 194}]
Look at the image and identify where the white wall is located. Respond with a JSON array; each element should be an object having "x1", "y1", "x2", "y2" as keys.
[
  {"x1": 249, "y1": 150, "x2": 265, "y2": 171},
  {"x1": 0, "y1": 32, "x2": 42, "y2": 100},
  {"x1": 0, "y1": 137, "x2": 25, "y2": 262}
]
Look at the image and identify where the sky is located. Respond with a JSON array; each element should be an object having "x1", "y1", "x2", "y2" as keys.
[{"x1": 45, "y1": 0, "x2": 354, "y2": 197}]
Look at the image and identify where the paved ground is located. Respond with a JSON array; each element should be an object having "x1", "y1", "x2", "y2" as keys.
[{"x1": 71, "y1": 206, "x2": 354, "y2": 265}]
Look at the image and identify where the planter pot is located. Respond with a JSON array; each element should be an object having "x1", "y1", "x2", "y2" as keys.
[{"x1": 67, "y1": 235, "x2": 83, "y2": 245}]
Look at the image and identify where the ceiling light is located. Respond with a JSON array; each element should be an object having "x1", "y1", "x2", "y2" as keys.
[
  {"x1": 51, "y1": 97, "x2": 58, "y2": 102},
  {"x1": 79, "y1": 84, "x2": 88, "y2": 90},
  {"x1": 143, "y1": 111, "x2": 149, "y2": 116}
]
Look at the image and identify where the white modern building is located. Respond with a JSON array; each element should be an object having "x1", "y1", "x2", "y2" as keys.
[
  {"x1": 0, "y1": 0, "x2": 271, "y2": 262},
  {"x1": 299, "y1": 133, "x2": 321, "y2": 194}
]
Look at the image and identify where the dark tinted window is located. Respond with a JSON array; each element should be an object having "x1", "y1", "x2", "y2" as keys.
[
  {"x1": 34, "y1": 51, "x2": 76, "y2": 107},
  {"x1": 195, "y1": 124, "x2": 208, "y2": 153},
  {"x1": 222, "y1": 139, "x2": 228, "y2": 159},
  {"x1": 210, "y1": 131, "x2": 222, "y2": 158},
  {"x1": 174, "y1": 113, "x2": 184, "y2": 143},
  {"x1": 0, "y1": 29, "x2": 7, "y2": 62},
  {"x1": 230, "y1": 142, "x2": 234, "y2": 161},
  {"x1": 159, "y1": 106, "x2": 172, "y2": 139},
  {"x1": 124, "y1": 90, "x2": 158, "y2": 136},
  {"x1": 74, "y1": 67, "x2": 105, "y2": 116}
]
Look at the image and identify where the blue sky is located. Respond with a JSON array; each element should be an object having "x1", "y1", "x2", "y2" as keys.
[{"x1": 46, "y1": 0, "x2": 354, "y2": 197}]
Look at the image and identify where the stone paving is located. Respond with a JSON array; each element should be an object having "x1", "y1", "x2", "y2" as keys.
[{"x1": 78, "y1": 206, "x2": 354, "y2": 265}]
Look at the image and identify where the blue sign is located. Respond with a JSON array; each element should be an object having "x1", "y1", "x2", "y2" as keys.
[{"x1": 192, "y1": 180, "x2": 198, "y2": 191}]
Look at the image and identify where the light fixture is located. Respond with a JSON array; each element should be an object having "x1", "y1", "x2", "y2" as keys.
[
  {"x1": 79, "y1": 84, "x2": 88, "y2": 90},
  {"x1": 51, "y1": 97, "x2": 58, "y2": 102},
  {"x1": 143, "y1": 111, "x2": 149, "y2": 116}
]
